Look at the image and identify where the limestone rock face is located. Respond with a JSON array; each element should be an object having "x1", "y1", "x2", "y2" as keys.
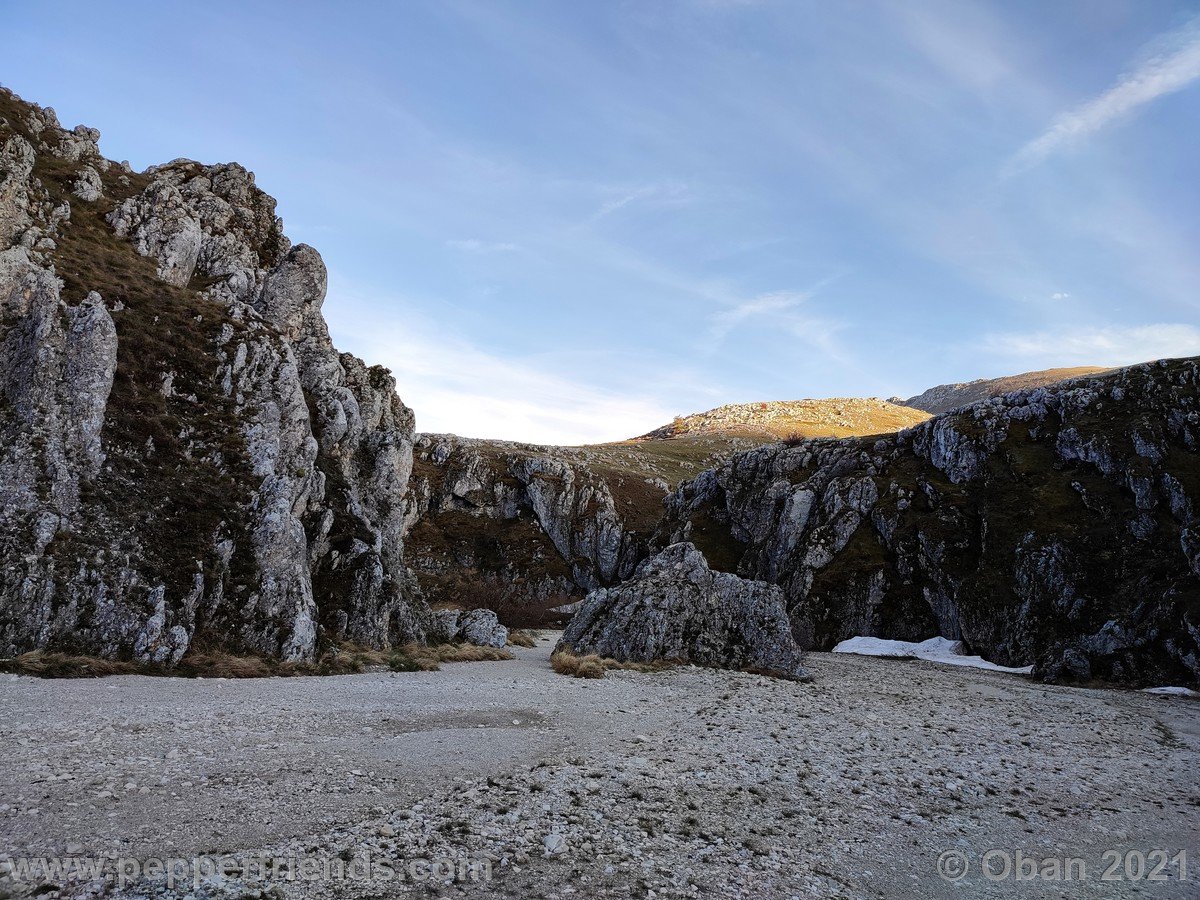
[
  {"x1": 0, "y1": 86, "x2": 427, "y2": 662},
  {"x1": 664, "y1": 361, "x2": 1200, "y2": 687},
  {"x1": 71, "y1": 165, "x2": 102, "y2": 203},
  {"x1": 559, "y1": 542, "x2": 811, "y2": 680}
]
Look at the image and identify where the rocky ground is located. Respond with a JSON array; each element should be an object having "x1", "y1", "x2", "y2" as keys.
[{"x1": 1, "y1": 635, "x2": 1197, "y2": 899}]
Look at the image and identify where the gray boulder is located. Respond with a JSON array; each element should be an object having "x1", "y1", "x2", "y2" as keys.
[
  {"x1": 558, "y1": 543, "x2": 810, "y2": 680},
  {"x1": 457, "y1": 608, "x2": 508, "y2": 648},
  {"x1": 426, "y1": 609, "x2": 462, "y2": 644}
]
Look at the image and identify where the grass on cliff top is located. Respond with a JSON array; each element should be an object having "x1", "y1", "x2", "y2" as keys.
[{"x1": 0, "y1": 642, "x2": 514, "y2": 679}]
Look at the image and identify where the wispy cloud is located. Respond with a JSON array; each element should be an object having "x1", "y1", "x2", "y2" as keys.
[
  {"x1": 982, "y1": 323, "x2": 1200, "y2": 367},
  {"x1": 705, "y1": 276, "x2": 847, "y2": 361},
  {"x1": 585, "y1": 182, "x2": 692, "y2": 224},
  {"x1": 1008, "y1": 17, "x2": 1200, "y2": 174},
  {"x1": 707, "y1": 290, "x2": 806, "y2": 341},
  {"x1": 446, "y1": 238, "x2": 520, "y2": 253}
]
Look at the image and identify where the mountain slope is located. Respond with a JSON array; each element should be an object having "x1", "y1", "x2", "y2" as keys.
[
  {"x1": 897, "y1": 367, "x2": 1109, "y2": 415},
  {"x1": 663, "y1": 360, "x2": 1200, "y2": 686},
  {"x1": 0, "y1": 86, "x2": 427, "y2": 662}
]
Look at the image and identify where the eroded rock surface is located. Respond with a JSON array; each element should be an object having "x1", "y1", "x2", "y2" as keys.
[
  {"x1": 559, "y1": 542, "x2": 810, "y2": 680},
  {"x1": 665, "y1": 360, "x2": 1200, "y2": 686},
  {"x1": 0, "y1": 86, "x2": 427, "y2": 662}
]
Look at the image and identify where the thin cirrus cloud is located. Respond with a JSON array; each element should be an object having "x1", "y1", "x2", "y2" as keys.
[
  {"x1": 982, "y1": 323, "x2": 1200, "y2": 367},
  {"x1": 584, "y1": 182, "x2": 693, "y2": 225},
  {"x1": 446, "y1": 238, "x2": 521, "y2": 253},
  {"x1": 705, "y1": 277, "x2": 849, "y2": 362},
  {"x1": 1007, "y1": 16, "x2": 1200, "y2": 174},
  {"x1": 707, "y1": 290, "x2": 808, "y2": 342}
]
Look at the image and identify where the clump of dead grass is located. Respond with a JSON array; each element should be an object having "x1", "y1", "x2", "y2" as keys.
[
  {"x1": 390, "y1": 642, "x2": 514, "y2": 672},
  {"x1": 1, "y1": 642, "x2": 513, "y2": 680},
  {"x1": 0, "y1": 651, "x2": 138, "y2": 678},
  {"x1": 507, "y1": 629, "x2": 538, "y2": 648},
  {"x1": 550, "y1": 648, "x2": 676, "y2": 679}
]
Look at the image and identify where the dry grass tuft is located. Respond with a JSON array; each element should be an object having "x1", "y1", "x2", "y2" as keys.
[
  {"x1": 551, "y1": 650, "x2": 609, "y2": 679},
  {"x1": 1, "y1": 642, "x2": 512, "y2": 680},
  {"x1": 394, "y1": 642, "x2": 514, "y2": 671},
  {"x1": 0, "y1": 651, "x2": 138, "y2": 678},
  {"x1": 507, "y1": 630, "x2": 538, "y2": 648},
  {"x1": 550, "y1": 648, "x2": 676, "y2": 679},
  {"x1": 176, "y1": 652, "x2": 281, "y2": 679}
]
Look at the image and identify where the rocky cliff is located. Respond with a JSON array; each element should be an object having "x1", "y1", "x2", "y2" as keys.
[
  {"x1": 664, "y1": 360, "x2": 1200, "y2": 686},
  {"x1": 404, "y1": 435, "x2": 671, "y2": 614},
  {"x1": 0, "y1": 87, "x2": 427, "y2": 662}
]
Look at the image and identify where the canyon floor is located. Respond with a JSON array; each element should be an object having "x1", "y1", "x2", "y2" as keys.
[{"x1": 2, "y1": 635, "x2": 1197, "y2": 900}]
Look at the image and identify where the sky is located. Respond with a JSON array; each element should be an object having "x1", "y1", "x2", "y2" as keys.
[{"x1": 5, "y1": 0, "x2": 1200, "y2": 444}]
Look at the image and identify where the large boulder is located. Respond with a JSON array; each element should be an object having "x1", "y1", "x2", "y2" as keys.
[
  {"x1": 425, "y1": 608, "x2": 509, "y2": 648},
  {"x1": 557, "y1": 542, "x2": 810, "y2": 680}
]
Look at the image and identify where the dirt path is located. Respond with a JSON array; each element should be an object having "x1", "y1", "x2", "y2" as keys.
[{"x1": 2, "y1": 634, "x2": 1197, "y2": 898}]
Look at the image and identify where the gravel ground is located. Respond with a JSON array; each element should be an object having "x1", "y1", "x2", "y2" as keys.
[{"x1": 1, "y1": 633, "x2": 1197, "y2": 899}]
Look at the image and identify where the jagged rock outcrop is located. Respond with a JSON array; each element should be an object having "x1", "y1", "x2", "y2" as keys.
[
  {"x1": 0, "y1": 86, "x2": 427, "y2": 662},
  {"x1": 665, "y1": 360, "x2": 1200, "y2": 686},
  {"x1": 558, "y1": 542, "x2": 810, "y2": 680}
]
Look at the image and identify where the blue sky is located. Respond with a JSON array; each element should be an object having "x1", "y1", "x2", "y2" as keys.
[{"x1": 6, "y1": 0, "x2": 1200, "y2": 443}]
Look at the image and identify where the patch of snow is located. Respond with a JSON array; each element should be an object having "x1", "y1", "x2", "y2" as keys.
[
  {"x1": 832, "y1": 635, "x2": 1033, "y2": 675},
  {"x1": 1142, "y1": 686, "x2": 1199, "y2": 698}
]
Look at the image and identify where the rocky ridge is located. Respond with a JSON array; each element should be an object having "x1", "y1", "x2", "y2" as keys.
[
  {"x1": 0, "y1": 86, "x2": 427, "y2": 663},
  {"x1": 664, "y1": 359, "x2": 1200, "y2": 686},
  {"x1": 896, "y1": 366, "x2": 1109, "y2": 416},
  {"x1": 637, "y1": 397, "x2": 930, "y2": 441}
]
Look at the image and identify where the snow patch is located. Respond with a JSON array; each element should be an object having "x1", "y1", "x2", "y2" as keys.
[
  {"x1": 832, "y1": 636, "x2": 1033, "y2": 674},
  {"x1": 1142, "y1": 686, "x2": 1199, "y2": 698}
]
